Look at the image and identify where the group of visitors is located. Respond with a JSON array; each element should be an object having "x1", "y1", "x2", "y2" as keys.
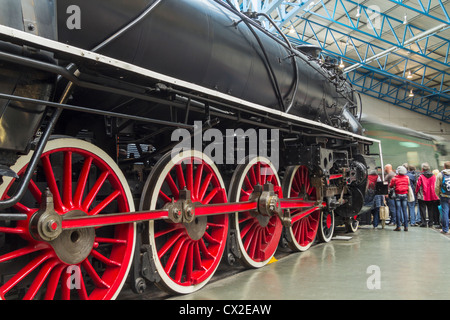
[{"x1": 367, "y1": 161, "x2": 450, "y2": 234}]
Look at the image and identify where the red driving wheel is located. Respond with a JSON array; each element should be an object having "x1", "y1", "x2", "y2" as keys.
[
  {"x1": 0, "y1": 138, "x2": 135, "y2": 300},
  {"x1": 282, "y1": 165, "x2": 320, "y2": 252},
  {"x1": 141, "y1": 150, "x2": 228, "y2": 294},
  {"x1": 229, "y1": 157, "x2": 283, "y2": 268}
]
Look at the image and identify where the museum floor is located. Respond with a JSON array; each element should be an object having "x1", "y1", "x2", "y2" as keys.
[{"x1": 165, "y1": 225, "x2": 450, "y2": 300}]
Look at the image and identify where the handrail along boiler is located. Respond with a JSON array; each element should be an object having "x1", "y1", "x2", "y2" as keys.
[{"x1": 0, "y1": 0, "x2": 383, "y2": 299}]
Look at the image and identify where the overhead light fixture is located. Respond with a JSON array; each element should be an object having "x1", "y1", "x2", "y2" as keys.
[
  {"x1": 339, "y1": 59, "x2": 345, "y2": 69},
  {"x1": 403, "y1": 14, "x2": 408, "y2": 24},
  {"x1": 407, "y1": 70, "x2": 413, "y2": 79},
  {"x1": 289, "y1": 26, "x2": 295, "y2": 34},
  {"x1": 356, "y1": 5, "x2": 361, "y2": 18},
  {"x1": 409, "y1": 89, "x2": 414, "y2": 97}
]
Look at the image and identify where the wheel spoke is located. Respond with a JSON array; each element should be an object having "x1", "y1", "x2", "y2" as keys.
[
  {"x1": 240, "y1": 188, "x2": 252, "y2": 200},
  {"x1": 238, "y1": 212, "x2": 253, "y2": 224},
  {"x1": 154, "y1": 224, "x2": 184, "y2": 238},
  {"x1": 193, "y1": 163, "x2": 204, "y2": 201},
  {"x1": 186, "y1": 162, "x2": 193, "y2": 193},
  {"x1": 74, "y1": 156, "x2": 93, "y2": 207},
  {"x1": 158, "y1": 229, "x2": 185, "y2": 259},
  {"x1": 243, "y1": 175, "x2": 253, "y2": 192},
  {"x1": 243, "y1": 223, "x2": 259, "y2": 252},
  {"x1": 158, "y1": 190, "x2": 172, "y2": 203},
  {"x1": 185, "y1": 243, "x2": 194, "y2": 283},
  {"x1": 202, "y1": 187, "x2": 220, "y2": 205},
  {"x1": 77, "y1": 272, "x2": 89, "y2": 300},
  {"x1": 89, "y1": 189, "x2": 120, "y2": 216},
  {"x1": 59, "y1": 270, "x2": 70, "y2": 300},
  {"x1": 174, "y1": 240, "x2": 189, "y2": 283},
  {"x1": 0, "y1": 251, "x2": 53, "y2": 297},
  {"x1": 28, "y1": 179, "x2": 42, "y2": 203},
  {"x1": 95, "y1": 237, "x2": 127, "y2": 245},
  {"x1": 0, "y1": 226, "x2": 25, "y2": 235},
  {"x1": 198, "y1": 172, "x2": 213, "y2": 201},
  {"x1": 176, "y1": 164, "x2": 186, "y2": 190},
  {"x1": 82, "y1": 170, "x2": 109, "y2": 211},
  {"x1": 193, "y1": 242, "x2": 205, "y2": 272},
  {"x1": 90, "y1": 249, "x2": 121, "y2": 267},
  {"x1": 41, "y1": 155, "x2": 66, "y2": 212},
  {"x1": 256, "y1": 163, "x2": 261, "y2": 185},
  {"x1": 44, "y1": 264, "x2": 66, "y2": 300},
  {"x1": 198, "y1": 238, "x2": 214, "y2": 260},
  {"x1": 249, "y1": 166, "x2": 257, "y2": 186},
  {"x1": 164, "y1": 237, "x2": 188, "y2": 274},
  {"x1": 23, "y1": 258, "x2": 60, "y2": 300},
  {"x1": 165, "y1": 173, "x2": 180, "y2": 200},
  {"x1": 0, "y1": 244, "x2": 47, "y2": 263},
  {"x1": 12, "y1": 202, "x2": 34, "y2": 215},
  {"x1": 63, "y1": 151, "x2": 74, "y2": 208},
  {"x1": 81, "y1": 259, "x2": 110, "y2": 289},
  {"x1": 202, "y1": 229, "x2": 220, "y2": 245},
  {"x1": 245, "y1": 226, "x2": 260, "y2": 258}
]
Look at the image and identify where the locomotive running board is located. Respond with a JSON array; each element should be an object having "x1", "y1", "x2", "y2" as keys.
[{"x1": 0, "y1": 24, "x2": 382, "y2": 146}]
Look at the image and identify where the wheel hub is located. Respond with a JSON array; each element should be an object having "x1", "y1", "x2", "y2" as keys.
[
  {"x1": 184, "y1": 216, "x2": 207, "y2": 241},
  {"x1": 50, "y1": 210, "x2": 95, "y2": 265},
  {"x1": 29, "y1": 189, "x2": 63, "y2": 242},
  {"x1": 251, "y1": 183, "x2": 287, "y2": 227},
  {"x1": 29, "y1": 189, "x2": 95, "y2": 265}
]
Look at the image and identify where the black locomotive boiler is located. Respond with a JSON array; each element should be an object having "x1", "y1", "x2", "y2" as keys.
[{"x1": 0, "y1": 0, "x2": 382, "y2": 299}]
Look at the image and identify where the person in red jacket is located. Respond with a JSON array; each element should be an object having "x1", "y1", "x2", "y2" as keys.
[
  {"x1": 415, "y1": 162, "x2": 440, "y2": 228},
  {"x1": 389, "y1": 166, "x2": 410, "y2": 231}
]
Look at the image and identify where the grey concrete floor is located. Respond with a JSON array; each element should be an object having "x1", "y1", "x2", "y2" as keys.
[{"x1": 168, "y1": 225, "x2": 450, "y2": 300}]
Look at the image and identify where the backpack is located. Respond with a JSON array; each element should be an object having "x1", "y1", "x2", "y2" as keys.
[{"x1": 441, "y1": 173, "x2": 450, "y2": 195}]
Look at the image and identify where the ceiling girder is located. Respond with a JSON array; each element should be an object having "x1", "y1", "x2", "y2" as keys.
[{"x1": 221, "y1": 0, "x2": 450, "y2": 123}]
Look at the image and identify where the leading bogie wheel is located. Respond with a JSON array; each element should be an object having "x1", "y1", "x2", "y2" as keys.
[
  {"x1": 140, "y1": 150, "x2": 228, "y2": 294},
  {"x1": 0, "y1": 138, "x2": 136, "y2": 300},
  {"x1": 229, "y1": 156, "x2": 283, "y2": 268},
  {"x1": 345, "y1": 216, "x2": 359, "y2": 233},
  {"x1": 282, "y1": 165, "x2": 320, "y2": 252},
  {"x1": 317, "y1": 209, "x2": 335, "y2": 243}
]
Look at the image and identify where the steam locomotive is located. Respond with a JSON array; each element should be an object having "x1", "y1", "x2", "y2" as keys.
[{"x1": 0, "y1": 0, "x2": 382, "y2": 299}]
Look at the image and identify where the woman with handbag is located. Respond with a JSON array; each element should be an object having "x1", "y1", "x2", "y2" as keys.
[
  {"x1": 416, "y1": 163, "x2": 440, "y2": 228},
  {"x1": 389, "y1": 166, "x2": 410, "y2": 231}
]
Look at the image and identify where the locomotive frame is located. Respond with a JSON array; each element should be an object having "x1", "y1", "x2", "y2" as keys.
[{"x1": 0, "y1": 0, "x2": 384, "y2": 300}]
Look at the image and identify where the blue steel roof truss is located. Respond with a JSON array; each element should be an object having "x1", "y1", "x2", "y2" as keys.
[{"x1": 221, "y1": 0, "x2": 450, "y2": 123}]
